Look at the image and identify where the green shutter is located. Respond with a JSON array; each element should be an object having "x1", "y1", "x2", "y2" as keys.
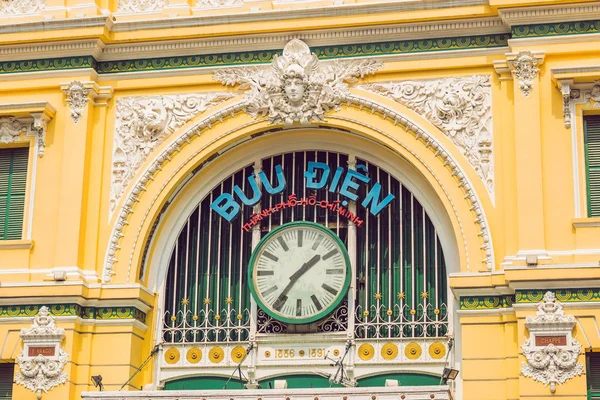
[
  {"x1": 0, "y1": 363, "x2": 14, "y2": 400},
  {"x1": 0, "y1": 147, "x2": 28, "y2": 240},
  {"x1": 584, "y1": 116, "x2": 600, "y2": 217}
]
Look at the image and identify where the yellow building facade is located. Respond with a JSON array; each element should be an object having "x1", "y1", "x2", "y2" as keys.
[{"x1": 0, "y1": 1, "x2": 599, "y2": 400}]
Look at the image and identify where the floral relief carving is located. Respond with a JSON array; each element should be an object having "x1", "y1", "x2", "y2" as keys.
[
  {"x1": 521, "y1": 292, "x2": 584, "y2": 393},
  {"x1": 360, "y1": 76, "x2": 494, "y2": 197},
  {"x1": 117, "y1": 0, "x2": 167, "y2": 12},
  {"x1": 511, "y1": 51, "x2": 541, "y2": 97},
  {"x1": 0, "y1": 0, "x2": 46, "y2": 14},
  {"x1": 15, "y1": 307, "x2": 68, "y2": 399},
  {"x1": 111, "y1": 93, "x2": 236, "y2": 212},
  {"x1": 63, "y1": 81, "x2": 90, "y2": 125},
  {"x1": 214, "y1": 39, "x2": 382, "y2": 126}
]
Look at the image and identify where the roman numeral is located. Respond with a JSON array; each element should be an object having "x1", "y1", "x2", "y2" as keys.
[
  {"x1": 311, "y1": 294, "x2": 323, "y2": 311},
  {"x1": 298, "y1": 230, "x2": 303, "y2": 247},
  {"x1": 322, "y1": 283, "x2": 338, "y2": 296},
  {"x1": 277, "y1": 237, "x2": 289, "y2": 252},
  {"x1": 257, "y1": 270, "x2": 274, "y2": 276},
  {"x1": 262, "y1": 285, "x2": 279, "y2": 296},
  {"x1": 323, "y1": 249, "x2": 338, "y2": 260},
  {"x1": 296, "y1": 299, "x2": 302, "y2": 316},
  {"x1": 263, "y1": 251, "x2": 279, "y2": 262}
]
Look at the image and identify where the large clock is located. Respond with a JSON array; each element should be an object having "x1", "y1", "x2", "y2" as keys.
[{"x1": 248, "y1": 221, "x2": 351, "y2": 324}]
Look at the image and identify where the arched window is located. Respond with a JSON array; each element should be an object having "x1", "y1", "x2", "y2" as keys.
[{"x1": 162, "y1": 150, "x2": 448, "y2": 344}]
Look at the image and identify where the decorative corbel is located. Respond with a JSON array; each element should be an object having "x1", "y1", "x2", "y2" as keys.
[
  {"x1": 555, "y1": 79, "x2": 580, "y2": 128},
  {"x1": 507, "y1": 51, "x2": 545, "y2": 97},
  {"x1": 61, "y1": 81, "x2": 113, "y2": 124},
  {"x1": 0, "y1": 102, "x2": 55, "y2": 157}
]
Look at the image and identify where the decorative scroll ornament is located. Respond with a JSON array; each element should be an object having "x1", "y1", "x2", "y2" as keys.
[
  {"x1": 521, "y1": 292, "x2": 583, "y2": 393},
  {"x1": 0, "y1": 0, "x2": 46, "y2": 14},
  {"x1": 15, "y1": 307, "x2": 68, "y2": 399},
  {"x1": 510, "y1": 51, "x2": 541, "y2": 97},
  {"x1": 214, "y1": 39, "x2": 382, "y2": 125},
  {"x1": 360, "y1": 76, "x2": 494, "y2": 196},
  {"x1": 63, "y1": 81, "x2": 90, "y2": 124},
  {"x1": 111, "y1": 92, "x2": 235, "y2": 212},
  {"x1": 117, "y1": 0, "x2": 166, "y2": 12}
]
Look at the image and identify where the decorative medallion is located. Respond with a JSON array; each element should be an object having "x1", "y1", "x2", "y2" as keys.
[
  {"x1": 164, "y1": 347, "x2": 180, "y2": 364},
  {"x1": 111, "y1": 92, "x2": 235, "y2": 213},
  {"x1": 209, "y1": 346, "x2": 224, "y2": 363},
  {"x1": 381, "y1": 343, "x2": 398, "y2": 360},
  {"x1": 214, "y1": 39, "x2": 382, "y2": 126},
  {"x1": 186, "y1": 348, "x2": 202, "y2": 364},
  {"x1": 231, "y1": 346, "x2": 247, "y2": 363},
  {"x1": 14, "y1": 306, "x2": 68, "y2": 399},
  {"x1": 0, "y1": 116, "x2": 27, "y2": 144},
  {"x1": 404, "y1": 342, "x2": 422, "y2": 360},
  {"x1": 358, "y1": 343, "x2": 375, "y2": 361},
  {"x1": 510, "y1": 51, "x2": 541, "y2": 97},
  {"x1": 428, "y1": 342, "x2": 446, "y2": 359},
  {"x1": 360, "y1": 75, "x2": 494, "y2": 197},
  {"x1": 521, "y1": 291, "x2": 584, "y2": 393}
]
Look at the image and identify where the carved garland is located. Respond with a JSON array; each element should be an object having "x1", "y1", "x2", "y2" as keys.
[
  {"x1": 521, "y1": 292, "x2": 583, "y2": 393},
  {"x1": 111, "y1": 93, "x2": 236, "y2": 213},
  {"x1": 103, "y1": 39, "x2": 493, "y2": 282},
  {"x1": 359, "y1": 76, "x2": 494, "y2": 197}
]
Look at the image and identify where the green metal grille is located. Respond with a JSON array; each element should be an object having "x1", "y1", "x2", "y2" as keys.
[
  {"x1": 163, "y1": 151, "x2": 447, "y2": 342},
  {"x1": 0, "y1": 147, "x2": 28, "y2": 240}
]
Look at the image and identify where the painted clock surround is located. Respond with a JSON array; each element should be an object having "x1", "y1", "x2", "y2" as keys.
[{"x1": 248, "y1": 221, "x2": 351, "y2": 325}]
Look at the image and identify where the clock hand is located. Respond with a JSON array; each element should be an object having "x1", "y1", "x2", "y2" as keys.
[{"x1": 273, "y1": 255, "x2": 321, "y2": 311}]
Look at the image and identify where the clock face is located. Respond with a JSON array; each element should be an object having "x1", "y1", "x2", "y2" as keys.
[{"x1": 248, "y1": 222, "x2": 350, "y2": 324}]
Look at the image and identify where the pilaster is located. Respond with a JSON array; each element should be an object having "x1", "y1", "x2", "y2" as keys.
[{"x1": 55, "y1": 81, "x2": 113, "y2": 271}]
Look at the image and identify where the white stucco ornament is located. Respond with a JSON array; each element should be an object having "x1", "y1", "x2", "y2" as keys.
[
  {"x1": 0, "y1": 0, "x2": 46, "y2": 14},
  {"x1": 117, "y1": 0, "x2": 166, "y2": 12},
  {"x1": 360, "y1": 76, "x2": 494, "y2": 197},
  {"x1": 63, "y1": 81, "x2": 91, "y2": 124},
  {"x1": 521, "y1": 292, "x2": 583, "y2": 393},
  {"x1": 511, "y1": 51, "x2": 541, "y2": 97},
  {"x1": 15, "y1": 306, "x2": 68, "y2": 399},
  {"x1": 214, "y1": 39, "x2": 382, "y2": 125}
]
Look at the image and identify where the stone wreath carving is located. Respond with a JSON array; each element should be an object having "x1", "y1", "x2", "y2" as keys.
[
  {"x1": 15, "y1": 306, "x2": 68, "y2": 399},
  {"x1": 360, "y1": 76, "x2": 494, "y2": 196},
  {"x1": 117, "y1": 0, "x2": 166, "y2": 12},
  {"x1": 214, "y1": 39, "x2": 382, "y2": 125},
  {"x1": 111, "y1": 93, "x2": 236, "y2": 212},
  {"x1": 0, "y1": 0, "x2": 46, "y2": 14},
  {"x1": 521, "y1": 291, "x2": 583, "y2": 393},
  {"x1": 510, "y1": 51, "x2": 541, "y2": 97}
]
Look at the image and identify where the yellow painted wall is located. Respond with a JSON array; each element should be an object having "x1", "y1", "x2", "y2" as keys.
[{"x1": 0, "y1": 0, "x2": 599, "y2": 399}]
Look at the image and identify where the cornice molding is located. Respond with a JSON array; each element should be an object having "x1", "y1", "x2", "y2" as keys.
[
  {"x1": 500, "y1": 2, "x2": 600, "y2": 27},
  {"x1": 0, "y1": 18, "x2": 506, "y2": 62}
]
